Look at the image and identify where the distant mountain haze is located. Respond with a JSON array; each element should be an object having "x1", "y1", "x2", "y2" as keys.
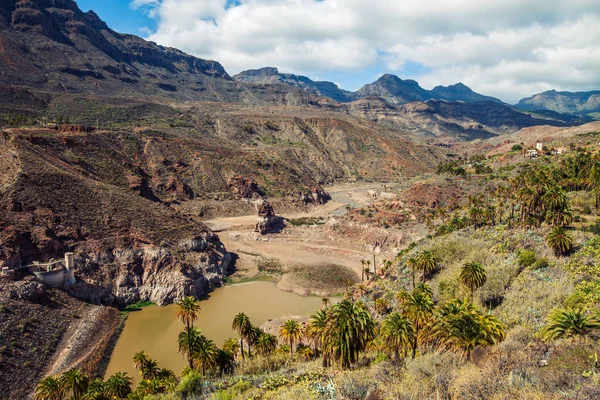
[{"x1": 516, "y1": 90, "x2": 600, "y2": 117}]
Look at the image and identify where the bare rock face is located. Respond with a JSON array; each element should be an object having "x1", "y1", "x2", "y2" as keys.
[
  {"x1": 227, "y1": 176, "x2": 264, "y2": 201},
  {"x1": 8, "y1": 278, "x2": 46, "y2": 302},
  {"x1": 301, "y1": 186, "x2": 331, "y2": 205},
  {"x1": 254, "y1": 200, "x2": 278, "y2": 234},
  {"x1": 69, "y1": 232, "x2": 231, "y2": 306}
]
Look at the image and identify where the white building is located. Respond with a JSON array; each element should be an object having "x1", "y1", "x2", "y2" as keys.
[{"x1": 536, "y1": 142, "x2": 543, "y2": 152}]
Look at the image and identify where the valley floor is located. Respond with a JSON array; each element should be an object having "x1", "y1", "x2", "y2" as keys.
[{"x1": 204, "y1": 184, "x2": 416, "y2": 296}]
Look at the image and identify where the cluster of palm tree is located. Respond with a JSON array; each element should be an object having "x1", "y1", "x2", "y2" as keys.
[
  {"x1": 430, "y1": 151, "x2": 600, "y2": 256},
  {"x1": 131, "y1": 351, "x2": 177, "y2": 396},
  {"x1": 176, "y1": 297, "x2": 234, "y2": 378},
  {"x1": 35, "y1": 369, "x2": 133, "y2": 400},
  {"x1": 302, "y1": 283, "x2": 504, "y2": 367},
  {"x1": 403, "y1": 250, "x2": 439, "y2": 288},
  {"x1": 231, "y1": 312, "x2": 281, "y2": 362},
  {"x1": 306, "y1": 299, "x2": 376, "y2": 368}
]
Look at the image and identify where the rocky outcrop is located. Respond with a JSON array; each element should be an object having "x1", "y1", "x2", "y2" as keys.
[
  {"x1": 301, "y1": 187, "x2": 331, "y2": 205},
  {"x1": 69, "y1": 232, "x2": 231, "y2": 306},
  {"x1": 228, "y1": 176, "x2": 265, "y2": 200},
  {"x1": 234, "y1": 67, "x2": 355, "y2": 103},
  {"x1": 355, "y1": 74, "x2": 503, "y2": 105},
  {"x1": 8, "y1": 277, "x2": 46, "y2": 302},
  {"x1": 254, "y1": 200, "x2": 278, "y2": 234}
]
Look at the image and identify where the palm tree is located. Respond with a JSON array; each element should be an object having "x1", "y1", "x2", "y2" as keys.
[
  {"x1": 246, "y1": 325, "x2": 261, "y2": 357},
  {"x1": 546, "y1": 226, "x2": 574, "y2": 256},
  {"x1": 255, "y1": 332, "x2": 278, "y2": 357},
  {"x1": 215, "y1": 349, "x2": 235, "y2": 376},
  {"x1": 459, "y1": 262, "x2": 487, "y2": 303},
  {"x1": 406, "y1": 257, "x2": 418, "y2": 289},
  {"x1": 541, "y1": 308, "x2": 600, "y2": 340},
  {"x1": 133, "y1": 350, "x2": 149, "y2": 372},
  {"x1": 104, "y1": 372, "x2": 132, "y2": 399},
  {"x1": 133, "y1": 351, "x2": 159, "y2": 380},
  {"x1": 232, "y1": 312, "x2": 252, "y2": 361},
  {"x1": 276, "y1": 344, "x2": 290, "y2": 356},
  {"x1": 397, "y1": 285, "x2": 434, "y2": 359},
  {"x1": 380, "y1": 312, "x2": 415, "y2": 360},
  {"x1": 306, "y1": 309, "x2": 328, "y2": 353},
  {"x1": 223, "y1": 338, "x2": 240, "y2": 360},
  {"x1": 374, "y1": 297, "x2": 389, "y2": 315},
  {"x1": 360, "y1": 259, "x2": 366, "y2": 281},
  {"x1": 416, "y1": 251, "x2": 438, "y2": 282},
  {"x1": 136, "y1": 379, "x2": 165, "y2": 396},
  {"x1": 84, "y1": 378, "x2": 107, "y2": 400},
  {"x1": 34, "y1": 375, "x2": 65, "y2": 400},
  {"x1": 297, "y1": 345, "x2": 314, "y2": 360},
  {"x1": 365, "y1": 260, "x2": 372, "y2": 281},
  {"x1": 175, "y1": 296, "x2": 201, "y2": 369},
  {"x1": 178, "y1": 327, "x2": 203, "y2": 371},
  {"x1": 279, "y1": 319, "x2": 302, "y2": 357},
  {"x1": 321, "y1": 297, "x2": 331, "y2": 309},
  {"x1": 433, "y1": 300, "x2": 505, "y2": 359},
  {"x1": 192, "y1": 336, "x2": 218, "y2": 376},
  {"x1": 323, "y1": 300, "x2": 375, "y2": 368},
  {"x1": 60, "y1": 368, "x2": 89, "y2": 400}
]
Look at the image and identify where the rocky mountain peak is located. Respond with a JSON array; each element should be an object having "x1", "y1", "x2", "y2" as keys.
[{"x1": 235, "y1": 67, "x2": 280, "y2": 78}]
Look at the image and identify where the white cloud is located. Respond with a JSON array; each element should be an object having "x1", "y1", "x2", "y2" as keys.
[{"x1": 132, "y1": 0, "x2": 600, "y2": 103}]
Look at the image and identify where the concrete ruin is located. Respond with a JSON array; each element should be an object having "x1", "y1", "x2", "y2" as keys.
[{"x1": 1, "y1": 252, "x2": 76, "y2": 288}]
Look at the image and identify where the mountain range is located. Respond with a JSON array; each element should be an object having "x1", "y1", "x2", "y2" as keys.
[
  {"x1": 516, "y1": 90, "x2": 600, "y2": 118},
  {"x1": 235, "y1": 69, "x2": 504, "y2": 105},
  {"x1": 0, "y1": 0, "x2": 596, "y2": 133}
]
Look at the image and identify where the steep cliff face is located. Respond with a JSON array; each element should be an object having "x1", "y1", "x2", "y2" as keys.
[
  {"x1": 71, "y1": 234, "x2": 231, "y2": 306},
  {"x1": 0, "y1": 0, "x2": 247, "y2": 104},
  {"x1": 234, "y1": 67, "x2": 355, "y2": 103}
]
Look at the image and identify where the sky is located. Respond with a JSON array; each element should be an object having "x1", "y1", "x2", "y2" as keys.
[{"x1": 75, "y1": 0, "x2": 600, "y2": 104}]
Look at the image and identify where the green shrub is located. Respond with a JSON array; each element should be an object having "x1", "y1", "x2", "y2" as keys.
[
  {"x1": 511, "y1": 144, "x2": 523, "y2": 151},
  {"x1": 532, "y1": 258, "x2": 549, "y2": 270},
  {"x1": 262, "y1": 375, "x2": 290, "y2": 391},
  {"x1": 517, "y1": 250, "x2": 537, "y2": 268},
  {"x1": 230, "y1": 380, "x2": 252, "y2": 395},
  {"x1": 288, "y1": 217, "x2": 324, "y2": 226},
  {"x1": 176, "y1": 371, "x2": 205, "y2": 398},
  {"x1": 583, "y1": 205, "x2": 592, "y2": 215},
  {"x1": 586, "y1": 221, "x2": 600, "y2": 235}
]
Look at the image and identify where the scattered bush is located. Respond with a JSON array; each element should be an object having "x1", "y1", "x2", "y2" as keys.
[
  {"x1": 176, "y1": 370, "x2": 205, "y2": 398},
  {"x1": 532, "y1": 258, "x2": 549, "y2": 270},
  {"x1": 518, "y1": 249, "x2": 537, "y2": 268},
  {"x1": 256, "y1": 257, "x2": 283, "y2": 275},
  {"x1": 288, "y1": 217, "x2": 324, "y2": 226}
]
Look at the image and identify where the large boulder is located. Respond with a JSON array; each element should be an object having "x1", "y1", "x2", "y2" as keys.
[{"x1": 254, "y1": 200, "x2": 278, "y2": 234}]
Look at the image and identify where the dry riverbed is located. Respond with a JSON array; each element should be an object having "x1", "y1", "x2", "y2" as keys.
[{"x1": 204, "y1": 184, "x2": 405, "y2": 296}]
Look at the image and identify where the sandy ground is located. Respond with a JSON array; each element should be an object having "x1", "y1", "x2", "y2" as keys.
[{"x1": 204, "y1": 184, "x2": 394, "y2": 295}]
